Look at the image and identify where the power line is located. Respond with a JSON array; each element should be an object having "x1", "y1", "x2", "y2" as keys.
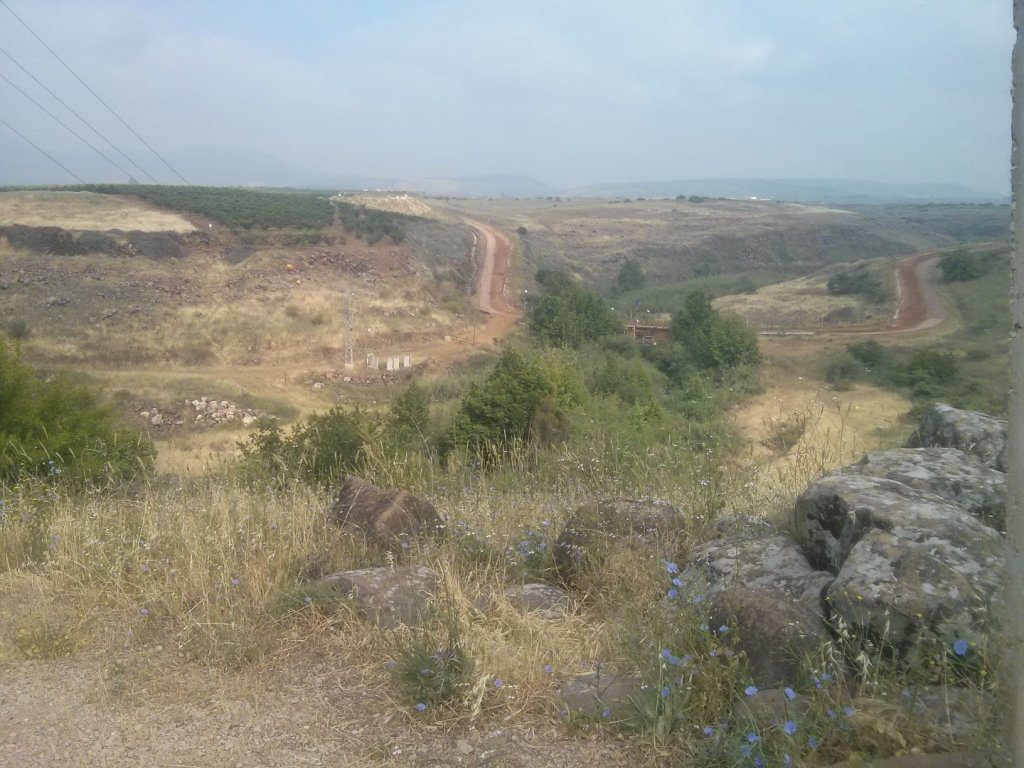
[
  {"x1": 0, "y1": 0, "x2": 191, "y2": 184},
  {"x1": 0, "y1": 114, "x2": 85, "y2": 183},
  {"x1": 0, "y1": 45, "x2": 160, "y2": 183},
  {"x1": 0, "y1": 70, "x2": 138, "y2": 182}
]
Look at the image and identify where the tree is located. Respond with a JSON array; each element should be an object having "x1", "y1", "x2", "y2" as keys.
[
  {"x1": 615, "y1": 260, "x2": 646, "y2": 294},
  {"x1": 670, "y1": 290, "x2": 760, "y2": 370},
  {"x1": 528, "y1": 275, "x2": 622, "y2": 348},
  {"x1": 446, "y1": 349, "x2": 553, "y2": 457},
  {"x1": 389, "y1": 382, "x2": 431, "y2": 441},
  {"x1": 939, "y1": 248, "x2": 987, "y2": 282}
]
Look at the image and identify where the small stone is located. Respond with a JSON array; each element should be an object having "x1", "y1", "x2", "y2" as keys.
[
  {"x1": 456, "y1": 740, "x2": 473, "y2": 755},
  {"x1": 150, "y1": 413, "x2": 163, "y2": 426}
]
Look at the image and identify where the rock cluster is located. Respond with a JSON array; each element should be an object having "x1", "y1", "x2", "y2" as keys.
[{"x1": 187, "y1": 397, "x2": 268, "y2": 427}]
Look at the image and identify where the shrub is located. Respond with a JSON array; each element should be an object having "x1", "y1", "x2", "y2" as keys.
[
  {"x1": 389, "y1": 382, "x2": 431, "y2": 443},
  {"x1": 826, "y1": 266, "x2": 886, "y2": 302},
  {"x1": 670, "y1": 291, "x2": 761, "y2": 370},
  {"x1": 0, "y1": 340, "x2": 155, "y2": 485},
  {"x1": 615, "y1": 260, "x2": 646, "y2": 294},
  {"x1": 824, "y1": 352, "x2": 862, "y2": 389},
  {"x1": 445, "y1": 349, "x2": 554, "y2": 458},
  {"x1": 846, "y1": 340, "x2": 888, "y2": 369},
  {"x1": 528, "y1": 273, "x2": 622, "y2": 348},
  {"x1": 239, "y1": 408, "x2": 367, "y2": 486},
  {"x1": 5, "y1": 319, "x2": 29, "y2": 340},
  {"x1": 939, "y1": 249, "x2": 988, "y2": 282}
]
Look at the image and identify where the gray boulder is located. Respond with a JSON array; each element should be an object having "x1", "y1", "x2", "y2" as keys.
[
  {"x1": 682, "y1": 534, "x2": 835, "y2": 619},
  {"x1": 906, "y1": 403, "x2": 1006, "y2": 471},
  {"x1": 504, "y1": 583, "x2": 573, "y2": 619},
  {"x1": 793, "y1": 473, "x2": 996, "y2": 574},
  {"x1": 709, "y1": 586, "x2": 831, "y2": 688},
  {"x1": 557, "y1": 672, "x2": 644, "y2": 722},
  {"x1": 848, "y1": 448, "x2": 1005, "y2": 531},
  {"x1": 315, "y1": 565, "x2": 438, "y2": 629},
  {"x1": 328, "y1": 475, "x2": 442, "y2": 551},
  {"x1": 553, "y1": 498, "x2": 685, "y2": 579},
  {"x1": 827, "y1": 526, "x2": 1002, "y2": 649}
]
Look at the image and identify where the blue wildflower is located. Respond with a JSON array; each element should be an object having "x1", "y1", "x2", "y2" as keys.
[
  {"x1": 544, "y1": 663, "x2": 554, "y2": 674},
  {"x1": 660, "y1": 648, "x2": 672, "y2": 659},
  {"x1": 783, "y1": 720, "x2": 797, "y2": 735},
  {"x1": 740, "y1": 744, "x2": 752, "y2": 758},
  {"x1": 671, "y1": 577, "x2": 684, "y2": 587},
  {"x1": 415, "y1": 702, "x2": 427, "y2": 712},
  {"x1": 808, "y1": 736, "x2": 819, "y2": 749},
  {"x1": 663, "y1": 560, "x2": 680, "y2": 574},
  {"x1": 826, "y1": 708, "x2": 836, "y2": 719},
  {"x1": 746, "y1": 732, "x2": 760, "y2": 744},
  {"x1": 754, "y1": 757, "x2": 764, "y2": 768},
  {"x1": 784, "y1": 686, "x2": 796, "y2": 700},
  {"x1": 660, "y1": 685, "x2": 671, "y2": 698},
  {"x1": 702, "y1": 725, "x2": 714, "y2": 737},
  {"x1": 718, "y1": 625, "x2": 729, "y2": 633},
  {"x1": 744, "y1": 685, "x2": 758, "y2": 697},
  {"x1": 843, "y1": 705, "x2": 855, "y2": 717},
  {"x1": 601, "y1": 708, "x2": 611, "y2": 718},
  {"x1": 493, "y1": 678, "x2": 504, "y2": 688},
  {"x1": 953, "y1": 639, "x2": 969, "y2": 657},
  {"x1": 667, "y1": 588, "x2": 678, "y2": 599}
]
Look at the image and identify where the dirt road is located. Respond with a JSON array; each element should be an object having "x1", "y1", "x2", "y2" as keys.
[
  {"x1": 886, "y1": 251, "x2": 945, "y2": 333},
  {"x1": 467, "y1": 218, "x2": 519, "y2": 341}
]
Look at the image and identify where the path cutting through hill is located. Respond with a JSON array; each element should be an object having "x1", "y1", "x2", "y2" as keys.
[{"x1": 467, "y1": 218, "x2": 519, "y2": 340}]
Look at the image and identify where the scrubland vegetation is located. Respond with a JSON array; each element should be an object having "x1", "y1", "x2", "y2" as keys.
[{"x1": 0, "y1": 251, "x2": 997, "y2": 764}]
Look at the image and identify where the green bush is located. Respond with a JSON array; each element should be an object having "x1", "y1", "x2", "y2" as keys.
[
  {"x1": 445, "y1": 349, "x2": 555, "y2": 458},
  {"x1": 528, "y1": 272, "x2": 622, "y2": 348},
  {"x1": 388, "y1": 382, "x2": 431, "y2": 444},
  {"x1": 670, "y1": 291, "x2": 761, "y2": 370},
  {"x1": 846, "y1": 340, "x2": 889, "y2": 369},
  {"x1": 939, "y1": 248, "x2": 988, "y2": 282},
  {"x1": 0, "y1": 341, "x2": 154, "y2": 484},
  {"x1": 826, "y1": 266, "x2": 886, "y2": 302},
  {"x1": 5, "y1": 319, "x2": 29, "y2": 340},
  {"x1": 239, "y1": 408, "x2": 367, "y2": 486},
  {"x1": 824, "y1": 352, "x2": 863, "y2": 389},
  {"x1": 615, "y1": 259, "x2": 646, "y2": 294}
]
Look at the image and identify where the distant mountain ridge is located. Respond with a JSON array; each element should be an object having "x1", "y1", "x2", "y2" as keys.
[{"x1": 0, "y1": 138, "x2": 1005, "y2": 203}]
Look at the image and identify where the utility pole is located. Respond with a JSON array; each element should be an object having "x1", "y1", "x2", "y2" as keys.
[{"x1": 343, "y1": 291, "x2": 354, "y2": 369}]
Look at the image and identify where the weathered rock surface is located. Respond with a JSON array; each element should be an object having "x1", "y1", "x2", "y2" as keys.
[
  {"x1": 849, "y1": 448, "x2": 1006, "y2": 530},
  {"x1": 709, "y1": 586, "x2": 831, "y2": 688},
  {"x1": 329, "y1": 475, "x2": 442, "y2": 551},
  {"x1": 557, "y1": 673, "x2": 644, "y2": 722},
  {"x1": 682, "y1": 534, "x2": 834, "y2": 619},
  {"x1": 793, "y1": 473, "x2": 996, "y2": 574},
  {"x1": 906, "y1": 403, "x2": 1006, "y2": 471},
  {"x1": 315, "y1": 565, "x2": 438, "y2": 629},
  {"x1": 794, "y1": 471, "x2": 1003, "y2": 649},
  {"x1": 504, "y1": 583, "x2": 573, "y2": 619},
  {"x1": 827, "y1": 526, "x2": 1002, "y2": 649},
  {"x1": 553, "y1": 498, "x2": 685, "y2": 578}
]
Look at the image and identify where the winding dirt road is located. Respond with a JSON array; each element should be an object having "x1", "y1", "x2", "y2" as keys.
[
  {"x1": 885, "y1": 251, "x2": 945, "y2": 333},
  {"x1": 466, "y1": 218, "x2": 520, "y2": 342}
]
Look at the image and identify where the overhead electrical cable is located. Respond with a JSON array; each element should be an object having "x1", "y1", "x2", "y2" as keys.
[
  {"x1": 0, "y1": 70, "x2": 139, "y2": 181},
  {"x1": 0, "y1": 45, "x2": 160, "y2": 183},
  {"x1": 0, "y1": 114, "x2": 86, "y2": 182},
  {"x1": 0, "y1": 0, "x2": 191, "y2": 184}
]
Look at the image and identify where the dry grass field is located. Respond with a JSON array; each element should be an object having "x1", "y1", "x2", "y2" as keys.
[{"x1": 0, "y1": 190, "x2": 196, "y2": 232}]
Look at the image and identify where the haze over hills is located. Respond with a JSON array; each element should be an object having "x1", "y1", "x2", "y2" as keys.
[{"x1": 0, "y1": 137, "x2": 1006, "y2": 204}]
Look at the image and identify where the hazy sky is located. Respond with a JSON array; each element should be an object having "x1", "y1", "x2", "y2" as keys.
[{"x1": 0, "y1": 1, "x2": 1013, "y2": 191}]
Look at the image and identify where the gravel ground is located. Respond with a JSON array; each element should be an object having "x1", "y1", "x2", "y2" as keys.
[{"x1": 0, "y1": 656, "x2": 634, "y2": 768}]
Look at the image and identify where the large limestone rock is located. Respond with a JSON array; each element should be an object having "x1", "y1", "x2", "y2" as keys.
[
  {"x1": 504, "y1": 583, "x2": 573, "y2": 619},
  {"x1": 682, "y1": 534, "x2": 835, "y2": 618},
  {"x1": 794, "y1": 472, "x2": 1003, "y2": 649},
  {"x1": 793, "y1": 474, "x2": 995, "y2": 574},
  {"x1": 848, "y1": 448, "x2": 1006, "y2": 531},
  {"x1": 315, "y1": 565, "x2": 439, "y2": 629},
  {"x1": 552, "y1": 498, "x2": 685, "y2": 579},
  {"x1": 328, "y1": 475, "x2": 442, "y2": 551},
  {"x1": 906, "y1": 403, "x2": 1006, "y2": 471}
]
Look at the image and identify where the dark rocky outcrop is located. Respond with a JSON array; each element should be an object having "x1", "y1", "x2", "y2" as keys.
[
  {"x1": 329, "y1": 475, "x2": 442, "y2": 551},
  {"x1": 552, "y1": 498, "x2": 685, "y2": 579},
  {"x1": 906, "y1": 403, "x2": 1006, "y2": 471}
]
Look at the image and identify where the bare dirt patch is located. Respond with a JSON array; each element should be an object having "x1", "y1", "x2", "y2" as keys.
[{"x1": 0, "y1": 191, "x2": 195, "y2": 233}]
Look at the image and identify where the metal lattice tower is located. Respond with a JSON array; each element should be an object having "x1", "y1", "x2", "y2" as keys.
[{"x1": 343, "y1": 291, "x2": 354, "y2": 368}]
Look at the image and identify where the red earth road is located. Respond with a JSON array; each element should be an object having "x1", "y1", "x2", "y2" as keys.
[{"x1": 466, "y1": 219, "x2": 519, "y2": 341}]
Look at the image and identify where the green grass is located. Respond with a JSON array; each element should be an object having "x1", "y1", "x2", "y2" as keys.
[{"x1": 615, "y1": 270, "x2": 789, "y2": 315}]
